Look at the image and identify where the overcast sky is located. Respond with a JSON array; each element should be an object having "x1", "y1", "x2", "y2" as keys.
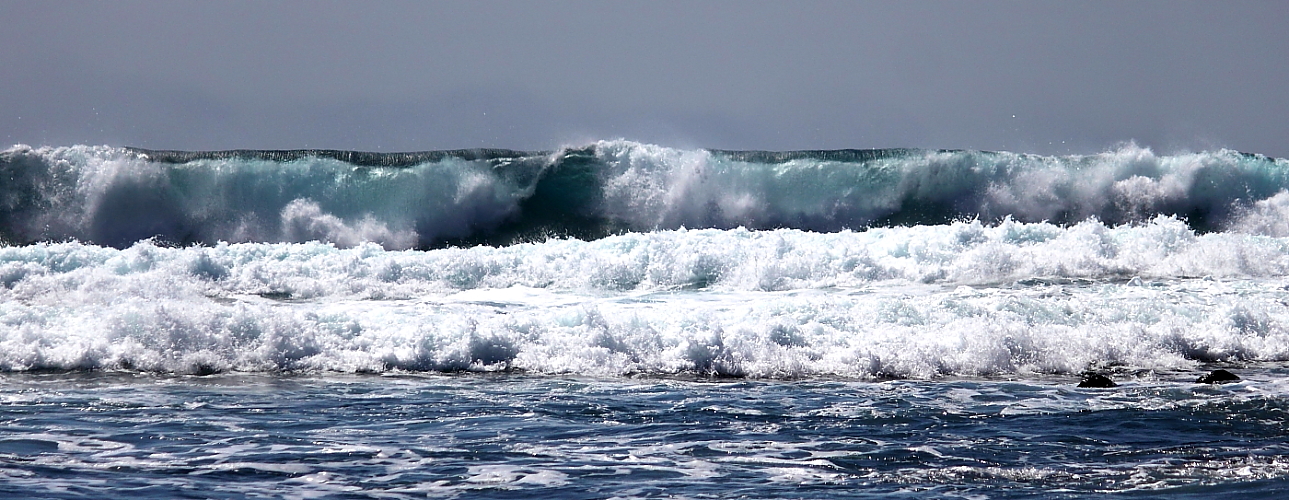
[{"x1": 2, "y1": 1, "x2": 1287, "y2": 156}]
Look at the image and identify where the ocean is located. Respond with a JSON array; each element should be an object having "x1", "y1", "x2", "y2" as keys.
[{"x1": 1, "y1": 140, "x2": 1288, "y2": 498}]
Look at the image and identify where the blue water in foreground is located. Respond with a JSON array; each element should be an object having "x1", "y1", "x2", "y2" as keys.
[
  {"x1": 4, "y1": 142, "x2": 1289, "y2": 497},
  {"x1": 2, "y1": 371, "x2": 1288, "y2": 499}
]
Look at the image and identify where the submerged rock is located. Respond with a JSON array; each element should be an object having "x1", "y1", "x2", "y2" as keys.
[
  {"x1": 1078, "y1": 373, "x2": 1118, "y2": 388},
  {"x1": 1196, "y1": 369, "x2": 1241, "y2": 384}
]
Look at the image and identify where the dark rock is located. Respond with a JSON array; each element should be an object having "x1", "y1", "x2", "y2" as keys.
[
  {"x1": 1078, "y1": 373, "x2": 1117, "y2": 388},
  {"x1": 1196, "y1": 369, "x2": 1241, "y2": 384}
]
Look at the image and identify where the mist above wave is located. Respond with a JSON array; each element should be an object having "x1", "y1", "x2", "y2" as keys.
[{"x1": 2, "y1": 141, "x2": 1288, "y2": 249}]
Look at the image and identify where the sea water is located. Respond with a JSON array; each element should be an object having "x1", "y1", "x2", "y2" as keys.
[{"x1": 2, "y1": 141, "x2": 1288, "y2": 498}]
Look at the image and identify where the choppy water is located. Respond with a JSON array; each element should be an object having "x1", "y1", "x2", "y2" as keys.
[{"x1": 2, "y1": 371, "x2": 1288, "y2": 499}]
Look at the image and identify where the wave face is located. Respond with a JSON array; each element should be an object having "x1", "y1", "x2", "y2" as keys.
[
  {"x1": 4, "y1": 219, "x2": 1289, "y2": 377},
  {"x1": 3, "y1": 141, "x2": 1288, "y2": 249}
]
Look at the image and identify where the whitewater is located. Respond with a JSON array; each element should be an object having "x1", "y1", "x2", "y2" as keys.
[{"x1": 2, "y1": 140, "x2": 1288, "y2": 498}]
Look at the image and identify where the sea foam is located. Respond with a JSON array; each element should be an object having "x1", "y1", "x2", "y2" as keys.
[{"x1": 3, "y1": 220, "x2": 1289, "y2": 377}]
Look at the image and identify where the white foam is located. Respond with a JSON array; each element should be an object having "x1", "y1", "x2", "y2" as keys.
[{"x1": 3, "y1": 220, "x2": 1289, "y2": 377}]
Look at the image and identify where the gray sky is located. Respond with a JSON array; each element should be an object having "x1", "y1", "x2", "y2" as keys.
[{"x1": 3, "y1": 1, "x2": 1288, "y2": 156}]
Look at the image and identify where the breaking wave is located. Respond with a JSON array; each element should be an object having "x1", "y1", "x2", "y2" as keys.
[{"x1": 2, "y1": 141, "x2": 1287, "y2": 249}]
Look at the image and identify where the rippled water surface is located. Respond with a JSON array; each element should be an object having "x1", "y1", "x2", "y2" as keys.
[{"x1": 2, "y1": 370, "x2": 1288, "y2": 499}]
